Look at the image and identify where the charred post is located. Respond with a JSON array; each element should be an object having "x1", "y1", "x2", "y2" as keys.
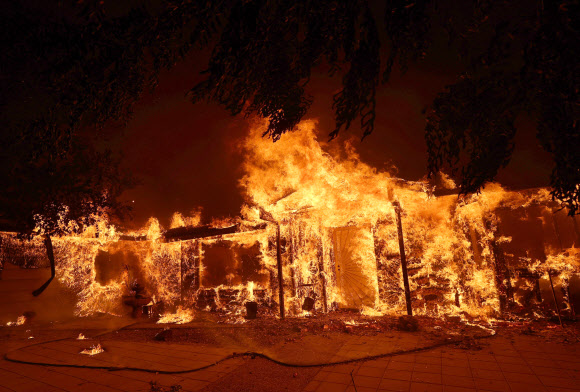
[
  {"x1": 548, "y1": 270, "x2": 563, "y2": 327},
  {"x1": 372, "y1": 222, "x2": 386, "y2": 303},
  {"x1": 195, "y1": 240, "x2": 202, "y2": 290},
  {"x1": 318, "y1": 234, "x2": 328, "y2": 313},
  {"x1": 276, "y1": 223, "x2": 285, "y2": 319},
  {"x1": 289, "y1": 219, "x2": 297, "y2": 297},
  {"x1": 490, "y1": 239, "x2": 509, "y2": 312},
  {"x1": 393, "y1": 201, "x2": 412, "y2": 316},
  {"x1": 485, "y1": 217, "x2": 512, "y2": 313},
  {"x1": 550, "y1": 211, "x2": 575, "y2": 319},
  {"x1": 180, "y1": 241, "x2": 184, "y2": 304}
]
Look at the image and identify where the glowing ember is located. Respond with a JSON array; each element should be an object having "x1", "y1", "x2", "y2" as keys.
[
  {"x1": 6, "y1": 316, "x2": 26, "y2": 327},
  {"x1": 77, "y1": 333, "x2": 87, "y2": 340},
  {"x1": 80, "y1": 344, "x2": 104, "y2": 355},
  {"x1": 344, "y1": 320, "x2": 368, "y2": 326},
  {"x1": 157, "y1": 307, "x2": 194, "y2": 324}
]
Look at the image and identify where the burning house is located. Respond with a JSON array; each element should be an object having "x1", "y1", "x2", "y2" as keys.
[{"x1": 1, "y1": 121, "x2": 579, "y2": 323}]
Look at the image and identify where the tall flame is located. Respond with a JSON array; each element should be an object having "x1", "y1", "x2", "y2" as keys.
[{"x1": 1, "y1": 119, "x2": 576, "y2": 323}]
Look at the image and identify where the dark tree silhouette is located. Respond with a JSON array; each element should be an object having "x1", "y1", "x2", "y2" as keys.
[
  {"x1": 0, "y1": 122, "x2": 132, "y2": 295},
  {"x1": 1, "y1": 0, "x2": 578, "y2": 214}
]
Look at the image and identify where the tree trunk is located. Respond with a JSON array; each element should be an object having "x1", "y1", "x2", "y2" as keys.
[
  {"x1": 394, "y1": 201, "x2": 412, "y2": 316},
  {"x1": 32, "y1": 234, "x2": 55, "y2": 297}
]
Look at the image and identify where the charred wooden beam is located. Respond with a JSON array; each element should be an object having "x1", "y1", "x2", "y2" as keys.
[
  {"x1": 118, "y1": 234, "x2": 147, "y2": 241},
  {"x1": 468, "y1": 225, "x2": 482, "y2": 267},
  {"x1": 180, "y1": 242, "x2": 184, "y2": 304},
  {"x1": 318, "y1": 234, "x2": 328, "y2": 313},
  {"x1": 550, "y1": 211, "x2": 575, "y2": 320},
  {"x1": 393, "y1": 201, "x2": 412, "y2": 316},
  {"x1": 548, "y1": 270, "x2": 563, "y2": 327},
  {"x1": 289, "y1": 220, "x2": 297, "y2": 297},
  {"x1": 534, "y1": 279, "x2": 542, "y2": 302},
  {"x1": 372, "y1": 223, "x2": 387, "y2": 303},
  {"x1": 490, "y1": 238, "x2": 509, "y2": 312},
  {"x1": 485, "y1": 217, "x2": 514, "y2": 312},
  {"x1": 164, "y1": 224, "x2": 239, "y2": 242},
  {"x1": 276, "y1": 224, "x2": 285, "y2": 319},
  {"x1": 195, "y1": 240, "x2": 202, "y2": 289}
]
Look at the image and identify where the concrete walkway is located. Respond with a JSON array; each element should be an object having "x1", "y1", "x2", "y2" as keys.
[
  {"x1": 4, "y1": 328, "x2": 440, "y2": 371},
  {"x1": 304, "y1": 334, "x2": 580, "y2": 392},
  {"x1": 1, "y1": 324, "x2": 579, "y2": 391}
]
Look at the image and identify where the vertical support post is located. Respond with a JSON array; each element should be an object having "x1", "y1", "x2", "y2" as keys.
[
  {"x1": 548, "y1": 270, "x2": 563, "y2": 327},
  {"x1": 485, "y1": 216, "x2": 511, "y2": 312},
  {"x1": 469, "y1": 225, "x2": 482, "y2": 267},
  {"x1": 276, "y1": 223, "x2": 285, "y2": 320},
  {"x1": 393, "y1": 201, "x2": 412, "y2": 316},
  {"x1": 565, "y1": 285, "x2": 576, "y2": 320},
  {"x1": 551, "y1": 211, "x2": 574, "y2": 319},
  {"x1": 318, "y1": 232, "x2": 328, "y2": 313},
  {"x1": 490, "y1": 239, "x2": 510, "y2": 311},
  {"x1": 534, "y1": 278, "x2": 542, "y2": 302},
  {"x1": 372, "y1": 222, "x2": 386, "y2": 302},
  {"x1": 180, "y1": 241, "x2": 184, "y2": 304},
  {"x1": 195, "y1": 240, "x2": 202, "y2": 290},
  {"x1": 289, "y1": 218, "x2": 297, "y2": 297}
]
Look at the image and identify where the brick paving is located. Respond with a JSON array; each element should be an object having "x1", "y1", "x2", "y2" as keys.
[{"x1": 303, "y1": 335, "x2": 580, "y2": 392}]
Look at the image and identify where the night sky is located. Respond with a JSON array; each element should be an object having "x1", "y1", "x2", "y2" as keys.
[{"x1": 115, "y1": 47, "x2": 553, "y2": 229}]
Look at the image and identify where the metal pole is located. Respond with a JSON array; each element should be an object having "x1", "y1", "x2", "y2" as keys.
[
  {"x1": 393, "y1": 201, "x2": 412, "y2": 316},
  {"x1": 276, "y1": 223, "x2": 285, "y2": 319}
]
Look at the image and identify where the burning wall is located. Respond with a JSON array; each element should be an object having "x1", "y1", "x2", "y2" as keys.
[{"x1": 1, "y1": 120, "x2": 579, "y2": 321}]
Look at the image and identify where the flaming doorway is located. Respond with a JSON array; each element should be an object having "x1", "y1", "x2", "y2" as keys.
[{"x1": 332, "y1": 226, "x2": 378, "y2": 310}]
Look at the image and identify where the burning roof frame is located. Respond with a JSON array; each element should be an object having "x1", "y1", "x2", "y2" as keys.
[{"x1": 1, "y1": 186, "x2": 579, "y2": 322}]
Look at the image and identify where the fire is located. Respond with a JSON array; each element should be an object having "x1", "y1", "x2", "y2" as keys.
[
  {"x1": 247, "y1": 281, "x2": 255, "y2": 301},
  {"x1": 170, "y1": 209, "x2": 202, "y2": 229},
  {"x1": 157, "y1": 307, "x2": 194, "y2": 324},
  {"x1": 77, "y1": 333, "x2": 87, "y2": 340},
  {"x1": 6, "y1": 316, "x2": 26, "y2": 326},
  {"x1": 80, "y1": 344, "x2": 104, "y2": 355},
  {"x1": 0, "y1": 119, "x2": 577, "y2": 324}
]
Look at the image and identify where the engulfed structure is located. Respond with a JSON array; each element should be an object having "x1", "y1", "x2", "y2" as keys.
[{"x1": 1, "y1": 121, "x2": 579, "y2": 322}]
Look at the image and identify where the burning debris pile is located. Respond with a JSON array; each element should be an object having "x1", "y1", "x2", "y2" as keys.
[
  {"x1": 157, "y1": 307, "x2": 194, "y2": 324},
  {"x1": 1, "y1": 121, "x2": 579, "y2": 324},
  {"x1": 5, "y1": 316, "x2": 26, "y2": 327},
  {"x1": 80, "y1": 343, "x2": 104, "y2": 355}
]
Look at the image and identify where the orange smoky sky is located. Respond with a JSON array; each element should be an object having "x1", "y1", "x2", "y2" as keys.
[{"x1": 114, "y1": 50, "x2": 552, "y2": 229}]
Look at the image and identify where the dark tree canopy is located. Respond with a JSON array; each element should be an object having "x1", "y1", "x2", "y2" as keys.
[
  {"x1": 1, "y1": 0, "x2": 578, "y2": 216},
  {"x1": 0, "y1": 122, "x2": 131, "y2": 236}
]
